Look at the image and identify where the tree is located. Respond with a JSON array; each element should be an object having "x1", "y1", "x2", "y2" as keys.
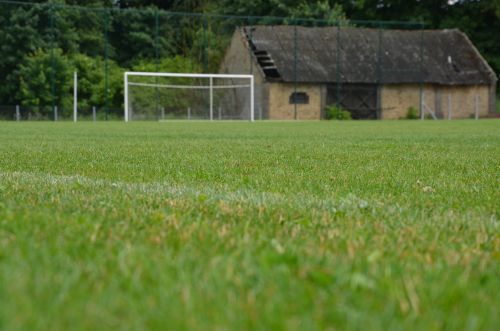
[
  {"x1": 0, "y1": 3, "x2": 49, "y2": 105},
  {"x1": 0, "y1": 0, "x2": 112, "y2": 105},
  {"x1": 287, "y1": 2, "x2": 346, "y2": 23},
  {"x1": 18, "y1": 48, "x2": 72, "y2": 112},
  {"x1": 215, "y1": 0, "x2": 347, "y2": 22}
]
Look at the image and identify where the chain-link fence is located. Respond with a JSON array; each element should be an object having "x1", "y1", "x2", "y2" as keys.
[{"x1": 0, "y1": 1, "x2": 495, "y2": 121}]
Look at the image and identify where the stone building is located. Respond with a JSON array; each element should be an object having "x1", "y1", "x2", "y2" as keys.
[{"x1": 220, "y1": 26, "x2": 497, "y2": 120}]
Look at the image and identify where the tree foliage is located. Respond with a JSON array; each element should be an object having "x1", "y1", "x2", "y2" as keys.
[{"x1": 19, "y1": 48, "x2": 72, "y2": 111}]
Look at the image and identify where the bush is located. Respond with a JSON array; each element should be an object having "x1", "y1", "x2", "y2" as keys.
[
  {"x1": 406, "y1": 106, "x2": 419, "y2": 119},
  {"x1": 325, "y1": 105, "x2": 351, "y2": 120}
]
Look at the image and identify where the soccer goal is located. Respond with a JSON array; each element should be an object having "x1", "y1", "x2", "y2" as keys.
[{"x1": 124, "y1": 72, "x2": 254, "y2": 122}]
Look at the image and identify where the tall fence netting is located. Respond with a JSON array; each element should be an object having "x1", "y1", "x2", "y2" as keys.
[{"x1": 0, "y1": 1, "x2": 428, "y2": 121}]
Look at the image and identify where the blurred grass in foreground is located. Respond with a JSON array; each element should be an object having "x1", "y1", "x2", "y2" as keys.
[{"x1": 0, "y1": 120, "x2": 498, "y2": 331}]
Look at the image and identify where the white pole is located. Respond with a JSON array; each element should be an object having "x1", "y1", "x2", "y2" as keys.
[
  {"x1": 161, "y1": 107, "x2": 165, "y2": 120},
  {"x1": 93, "y1": 106, "x2": 96, "y2": 122},
  {"x1": 125, "y1": 72, "x2": 253, "y2": 79},
  {"x1": 448, "y1": 93, "x2": 452, "y2": 120},
  {"x1": 250, "y1": 75, "x2": 255, "y2": 122},
  {"x1": 15, "y1": 105, "x2": 20, "y2": 121},
  {"x1": 54, "y1": 106, "x2": 58, "y2": 121},
  {"x1": 218, "y1": 107, "x2": 222, "y2": 120},
  {"x1": 188, "y1": 107, "x2": 191, "y2": 120},
  {"x1": 124, "y1": 73, "x2": 129, "y2": 122},
  {"x1": 73, "y1": 71, "x2": 77, "y2": 122},
  {"x1": 209, "y1": 76, "x2": 213, "y2": 121}
]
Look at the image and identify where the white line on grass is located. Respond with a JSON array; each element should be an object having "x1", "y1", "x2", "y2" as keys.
[{"x1": 0, "y1": 171, "x2": 380, "y2": 217}]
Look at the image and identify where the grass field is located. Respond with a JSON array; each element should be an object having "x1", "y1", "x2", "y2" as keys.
[{"x1": 0, "y1": 120, "x2": 498, "y2": 331}]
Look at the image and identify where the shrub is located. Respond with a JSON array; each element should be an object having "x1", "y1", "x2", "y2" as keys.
[
  {"x1": 325, "y1": 105, "x2": 352, "y2": 120},
  {"x1": 406, "y1": 106, "x2": 419, "y2": 119}
]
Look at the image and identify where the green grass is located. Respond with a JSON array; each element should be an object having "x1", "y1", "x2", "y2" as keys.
[{"x1": 0, "y1": 120, "x2": 498, "y2": 331}]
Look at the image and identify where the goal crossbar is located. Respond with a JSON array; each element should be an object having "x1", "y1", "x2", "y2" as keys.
[
  {"x1": 128, "y1": 82, "x2": 251, "y2": 89},
  {"x1": 124, "y1": 72, "x2": 254, "y2": 122}
]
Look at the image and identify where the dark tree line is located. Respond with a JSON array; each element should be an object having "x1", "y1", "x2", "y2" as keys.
[{"x1": 0, "y1": 0, "x2": 498, "y2": 114}]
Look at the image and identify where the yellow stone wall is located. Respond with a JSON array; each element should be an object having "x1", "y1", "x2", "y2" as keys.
[
  {"x1": 381, "y1": 84, "x2": 490, "y2": 119},
  {"x1": 268, "y1": 83, "x2": 323, "y2": 120},
  {"x1": 437, "y1": 85, "x2": 490, "y2": 119}
]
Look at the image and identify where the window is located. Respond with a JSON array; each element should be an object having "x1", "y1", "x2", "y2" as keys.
[{"x1": 289, "y1": 92, "x2": 309, "y2": 104}]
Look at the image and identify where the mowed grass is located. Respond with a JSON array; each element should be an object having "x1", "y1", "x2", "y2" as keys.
[{"x1": 0, "y1": 120, "x2": 498, "y2": 331}]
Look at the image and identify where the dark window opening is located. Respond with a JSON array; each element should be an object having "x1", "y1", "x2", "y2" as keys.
[
  {"x1": 289, "y1": 92, "x2": 309, "y2": 104},
  {"x1": 326, "y1": 84, "x2": 378, "y2": 119}
]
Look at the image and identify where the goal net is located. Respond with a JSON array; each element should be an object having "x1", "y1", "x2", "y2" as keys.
[{"x1": 124, "y1": 72, "x2": 254, "y2": 121}]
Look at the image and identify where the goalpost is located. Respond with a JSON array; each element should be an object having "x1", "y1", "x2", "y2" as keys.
[{"x1": 124, "y1": 72, "x2": 254, "y2": 122}]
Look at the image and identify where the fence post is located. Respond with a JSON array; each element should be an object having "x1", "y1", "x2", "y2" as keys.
[
  {"x1": 218, "y1": 107, "x2": 222, "y2": 120},
  {"x1": 103, "y1": 10, "x2": 109, "y2": 120},
  {"x1": 49, "y1": 4, "x2": 56, "y2": 119},
  {"x1": 187, "y1": 107, "x2": 191, "y2": 120},
  {"x1": 420, "y1": 92, "x2": 425, "y2": 120},
  {"x1": 15, "y1": 105, "x2": 20, "y2": 121},
  {"x1": 336, "y1": 21, "x2": 341, "y2": 110},
  {"x1": 124, "y1": 72, "x2": 128, "y2": 122},
  {"x1": 293, "y1": 22, "x2": 298, "y2": 120},
  {"x1": 209, "y1": 76, "x2": 213, "y2": 121},
  {"x1": 475, "y1": 93, "x2": 479, "y2": 120},
  {"x1": 250, "y1": 75, "x2": 255, "y2": 122},
  {"x1": 93, "y1": 106, "x2": 96, "y2": 122},
  {"x1": 448, "y1": 93, "x2": 452, "y2": 120},
  {"x1": 419, "y1": 24, "x2": 425, "y2": 120},
  {"x1": 161, "y1": 107, "x2": 165, "y2": 120},
  {"x1": 248, "y1": 18, "x2": 253, "y2": 75},
  {"x1": 376, "y1": 24, "x2": 383, "y2": 119},
  {"x1": 73, "y1": 71, "x2": 77, "y2": 122},
  {"x1": 202, "y1": 15, "x2": 209, "y2": 72},
  {"x1": 54, "y1": 106, "x2": 58, "y2": 121},
  {"x1": 154, "y1": 8, "x2": 160, "y2": 116}
]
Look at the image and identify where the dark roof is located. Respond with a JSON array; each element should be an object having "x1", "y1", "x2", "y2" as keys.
[{"x1": 244, "y1": 26, "x2": 496, "y2": 85}]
